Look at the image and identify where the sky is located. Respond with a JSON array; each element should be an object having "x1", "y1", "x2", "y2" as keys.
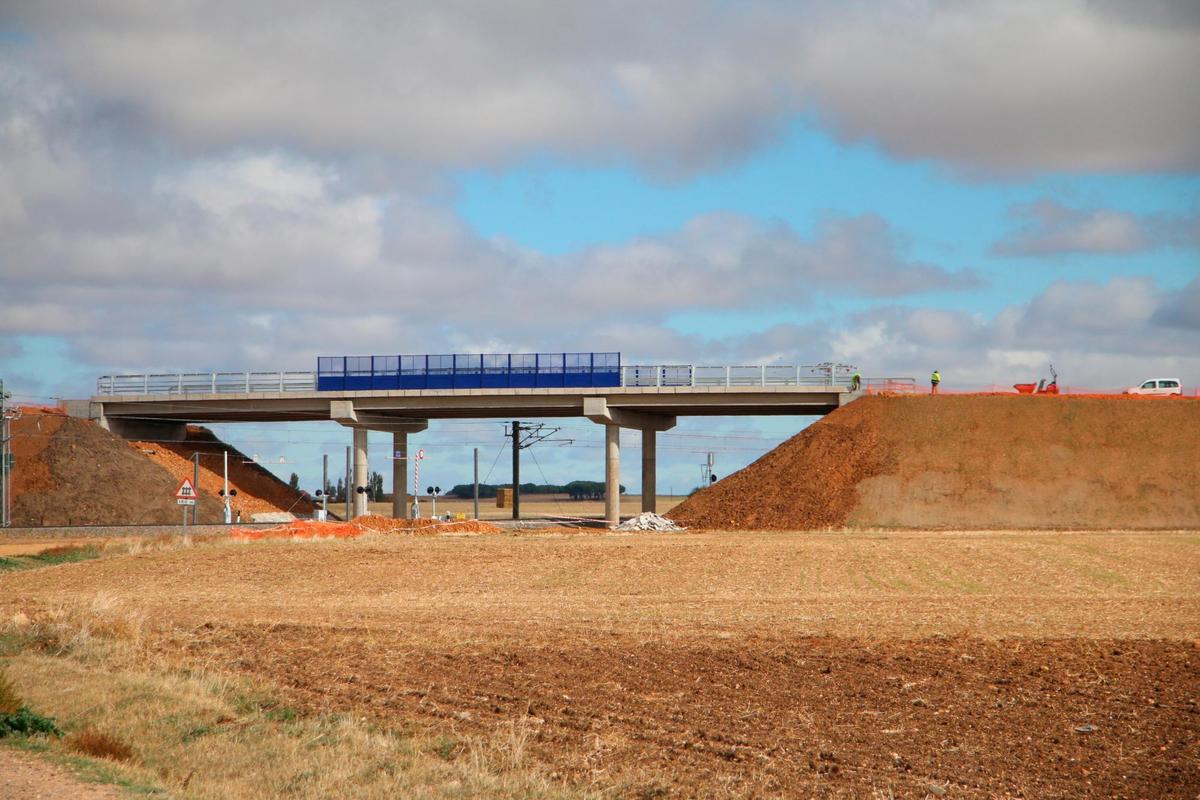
[{"x1": 1, "y1": 1, "x2": 1198, "y2": 497}]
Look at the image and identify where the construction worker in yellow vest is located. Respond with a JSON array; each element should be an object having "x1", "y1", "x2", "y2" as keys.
[
  {"x1": 931, "y1": 370, "x2": 941, "y2": 394},
  {"x1": 850, "y1": 370, "x2": 862, "y2": 392}
]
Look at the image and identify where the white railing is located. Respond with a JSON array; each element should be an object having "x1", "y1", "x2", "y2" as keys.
[
  {"x1": 97, "y1": 371, "x2": 317, "y2": 396},
  {"x1": 620, "y1": 364, "x2": 856, "y2": 389},
  {"x1": 96, "y1": 365, "x2": 865, "y2": 396}
]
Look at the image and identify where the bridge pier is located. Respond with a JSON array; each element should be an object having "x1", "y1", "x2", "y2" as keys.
[
  {"x1": 352, "y1": 427, "x2": 369, "y2": 518},
  {"x1": 641, "y1": 430, "x2": 656, "y2": 514},
  {"x1": 585, "y1": 397, "x2": 675, "y2": 527},
  {"x1": 392, "y1": 431, "x2": 408, "y2": 520},
  {"x1": 605, "y1": 425, "x2": 620, "y2": 526}
]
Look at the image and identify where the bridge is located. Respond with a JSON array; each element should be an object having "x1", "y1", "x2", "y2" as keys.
[{"x1": 79, "y1": 358, "x2": 904, "y2": 525}]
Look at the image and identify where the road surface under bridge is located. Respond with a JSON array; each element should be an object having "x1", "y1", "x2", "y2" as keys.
[{"x1": 78, "y1": 365, "x2": 876, "y2": 525}]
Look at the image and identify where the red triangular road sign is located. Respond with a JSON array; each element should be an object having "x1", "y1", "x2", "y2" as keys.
[{"x1": 175, "y1": 477, "x2": 197, "y2": 500}]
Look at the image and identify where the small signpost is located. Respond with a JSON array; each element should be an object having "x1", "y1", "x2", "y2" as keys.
[
  {"x1": 175, "y1": 477, "x2": 197, "y2": 528},
  {"x1": 411, "y1": 449, "x2": 425, "y2": 518}
]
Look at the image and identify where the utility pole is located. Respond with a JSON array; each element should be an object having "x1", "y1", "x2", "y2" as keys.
[
  {"x1": 321, "y1": 453, "x2": 329, "y2": 522},
  {"x1": 511, "y1": 420, "x2": 520, "y2": 519},
  {"x1": 1, "y1": 378, "x2": 10, "y2": 528},
  {"x1": 505, "y1": 421, "x2": 569, "y2": 521},
  {"x1": 344, "y1": 445, "x2": 351, "y2": 522},
  {"x1": 192, "y1": 452, "x2": 201, "y2": 525},
  {"x1": 473, "y1": 447, "x2": 479, "y2": 521}
]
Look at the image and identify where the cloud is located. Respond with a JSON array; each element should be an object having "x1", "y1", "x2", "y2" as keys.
[
  {"x1": 0, "y1": 85, "x2": 976, "y2": 372},
  {"x1": 1153, "y1": 276, "x2": 1200, "y2": 330},
  {"x1": 993, "y1": 199, "x2": 1200, "y2": 256},
  {"x1": 7, "y1": 0, "x2": 1198, "y2": 175},
  {"x1": 825, "y1": 277, "x2": 1200, "y2": 389}
]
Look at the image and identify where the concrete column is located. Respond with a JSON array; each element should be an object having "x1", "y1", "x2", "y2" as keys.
[
  {"x1": 605, "y1": 424, "x2": 620, "y2": 526},
  {"x1": 641, "y1": 429, "x2": 656, "y2": 514},
  {"x1": 352, "y1": 427, "x2": 368, "y2": 518},
  {"x1": 392, "y1": 431, "x2": 408, "y2": 519}
]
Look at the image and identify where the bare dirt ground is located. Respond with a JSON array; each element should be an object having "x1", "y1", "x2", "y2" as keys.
[
  {"x1": 3, "y1": 530, "x2": 1198, "y2": 798},
  {"x1": 0, "y1": 747, "x2": 122, "y2": 799}
]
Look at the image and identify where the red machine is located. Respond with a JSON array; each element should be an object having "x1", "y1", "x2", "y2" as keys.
[{"x1": 1014, "y1": 365, "x2": 1059, "y2": 395}]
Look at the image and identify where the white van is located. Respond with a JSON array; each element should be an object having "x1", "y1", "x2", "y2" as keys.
[{"x1": 1125, "y1": 378, "x2": 1183, "y2": 396}]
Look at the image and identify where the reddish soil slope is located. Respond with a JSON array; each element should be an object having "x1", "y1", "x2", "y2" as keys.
[
  {"x1": 668, "y1": 395, "x2": 1200, "y2": 530},
  {"x1": 132, "y1": 427, "x2": 316, "y2": 522}
]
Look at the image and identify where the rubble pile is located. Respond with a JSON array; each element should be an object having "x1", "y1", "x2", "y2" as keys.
[{"x1": 615, "y1": 513, "x2": 686, "y2": 532}]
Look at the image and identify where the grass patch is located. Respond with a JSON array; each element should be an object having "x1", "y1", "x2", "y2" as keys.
[{"x1": 0, "y1": 545, "x2": 103, "y2": 572}]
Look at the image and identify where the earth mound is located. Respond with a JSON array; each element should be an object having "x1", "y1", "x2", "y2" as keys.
[
  {"x1": 667, "y1": 395, "x2": 1200, "y2": 530},
  {"x1": 8, "y1": 412, "x2": 313, "y2": 526},
  {"x1": 9, "y1": 412, "x2": 225, "y2": 526}
]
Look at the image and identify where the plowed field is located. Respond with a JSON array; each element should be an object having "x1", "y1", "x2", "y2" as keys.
[{"x1": 4, "y1": 530, "x2": 1197, "y2": 798}]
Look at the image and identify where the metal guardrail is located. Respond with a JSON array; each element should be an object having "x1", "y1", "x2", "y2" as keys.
[
  {"x1": 97, "y1": 372, "x2": 318, "y2": 396},
  {"x1": 96, "y1": 365, "x2": 864, "y2": 396}
]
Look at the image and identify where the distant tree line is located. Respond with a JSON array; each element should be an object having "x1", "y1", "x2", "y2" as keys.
[{"x1": 447, "y1": 481, "x2": 625, "y2": 500}]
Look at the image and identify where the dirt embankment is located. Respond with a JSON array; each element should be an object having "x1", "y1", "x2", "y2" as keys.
[
  {"x1": 9, "y1": 413, "x2": 225, "y2": 526},
  {"x1": 8, "y1": 413, "x2": 312, "y2": 526},
  {"x1": 669, "y1": 395, "x2": 1200, "y2": 530}
]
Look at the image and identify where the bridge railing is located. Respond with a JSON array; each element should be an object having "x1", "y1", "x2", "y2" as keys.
[
  {"x1": 97, "y1": 372, "x2": 317, "y2": 395},
  {"x1": 96, "y1": 365, "x2": 861, "y2": 395},
  {"x1": 622, "y1": 365, "x2": 855, "y2": 388}
]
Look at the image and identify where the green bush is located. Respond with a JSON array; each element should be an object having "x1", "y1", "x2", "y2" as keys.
[{"x1": 0, "y1": 707, "x2": 63, "y2": 738}]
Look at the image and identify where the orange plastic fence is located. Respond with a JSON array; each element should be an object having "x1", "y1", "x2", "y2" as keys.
[{"x1": 228, "y1": 516, "x2": 503, "y2": 541}]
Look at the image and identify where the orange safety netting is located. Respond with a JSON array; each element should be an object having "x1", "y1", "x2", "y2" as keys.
[{"x1": 229, "y1": 516, "x2": 502, "y2": 541}]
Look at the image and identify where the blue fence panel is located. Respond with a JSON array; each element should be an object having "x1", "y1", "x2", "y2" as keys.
[
  {"x1": 344, "y1": 356, "x2": 374, "y2": 391},
  {"x1": 372, "y1": 355, "x2": 399, "y2": 390},
  {"x1": 536, "y1": 353, "x2": 564, "y2": 388},
  {"x1": 593, "y1": 352, "x2": 620, "y2": 387},
  {"x1": 453, "y1": 354, "x2": 482, "y2": 389},
  {"x1": 482, "y1": 354, "x2": 510, "y2": 388},
  {"x1": 317, "y1": 352, "x2": 620, "y2": 391},
  {"x1": 563, "y1": 352, "x2": 592, "y2": 387},
  {"x1": 510, "y1": 353, "x2": 537, "y2": 388},
  {"x1": 399, "y1": 355, "x2": 426, "y2": 389},
  {"x1": 317, "y1": 356, "x2": 346, "y2": 391},
  {"x1": 427, "y1": 354, "x2": 454, "y2": 389}
]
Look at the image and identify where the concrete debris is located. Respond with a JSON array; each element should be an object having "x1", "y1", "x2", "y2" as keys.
[
  {"x1": 251, "y1": 511, "x2": 296, "y2": 524},
  {"x1": 615, "y1": 512, "x2": 686, "y2": 532}
]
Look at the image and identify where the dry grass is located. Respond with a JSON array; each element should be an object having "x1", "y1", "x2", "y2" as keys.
[{"x1": 66, "y1": 728, "x2": 135, "y2": 762}]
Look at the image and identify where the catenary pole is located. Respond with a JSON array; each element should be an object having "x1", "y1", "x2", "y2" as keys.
[
  {"x1": 192, "y1": 452, "x2": 200, "y2": 525},
  {"x1": 344, "y1": 445, "x2": 351, "y2": 521},
  {"x1": 473, "y1": 447, "x2": 479, "y2": 520},
  {"x1": 511, "y1": 420, "x2": 520, "y2": 520}
]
